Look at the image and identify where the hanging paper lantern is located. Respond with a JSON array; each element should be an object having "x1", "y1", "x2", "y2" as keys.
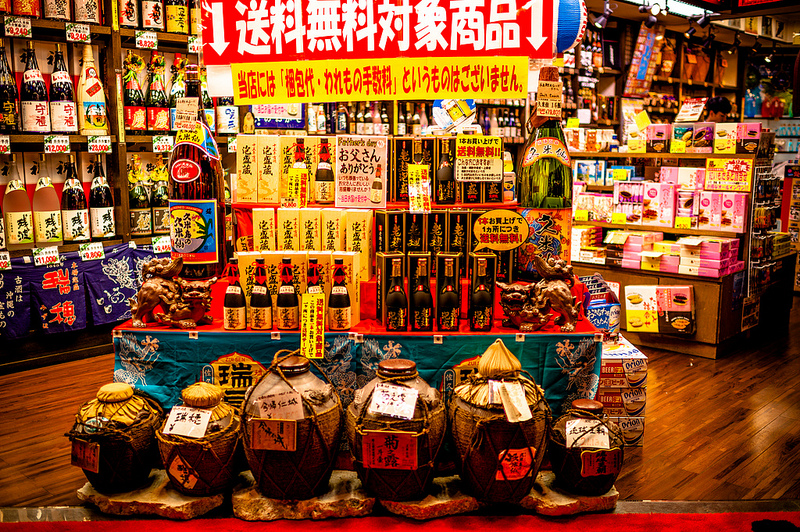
[{"x1": 556, "y1": 0, "x2": 587, "y2": 53}]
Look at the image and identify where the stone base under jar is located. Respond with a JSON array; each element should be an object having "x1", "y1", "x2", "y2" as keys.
[
  {"x1": 76, "y1": 469, "x2": 224, "y2": 520},
  {"x1": 232, "y1": 470, "x2": 375, "y2": 521},
  {"x1": 521, "y1": 470, "x2": 619, "y2": 516},
  {"x1": 379, "y1": 475, "x2": 482, "y2": 520}
]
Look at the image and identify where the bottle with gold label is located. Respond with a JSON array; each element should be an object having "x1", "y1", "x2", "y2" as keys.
[
  {"x1": 469, "y1": 257, "x2": 493, "y2": 332},
  {"x1": 437, "y1": 257, "x2": 459, "y2": 331},
  {"x1": 328, "y1": 257, "x2": 350, "y2": 331},
  {"x1": 411, "y1": 257, "x2": 433, "y2": 332},
  {"x1": 165, "y1": 0, "x2": 188, "y2": 34},
  {"x1": 276, "y1": 257, "x2": 299, "y2": 330},
  {"x1": 77, "y1": 45, "x2": 108, "y2": 135},
  {"x1": 369, "y1": 163, "x2": 383, "y2": 204},
  {"x1": 223, "y1": 257, "x2": 246, "y2": 330},
  {"x1": 33, "y1": 155, "x2": 63, "y2": 247},
  {"x1": 250, "y1": 257, "x2": 272, "y2": 330},
  {"x1": 385, "y1": 257, "x2": 407, "y2": 331},
  {"x1": 60, "y1": 154, "x2": 90, "y2": 244}
]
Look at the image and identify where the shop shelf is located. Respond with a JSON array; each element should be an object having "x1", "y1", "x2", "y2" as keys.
[{"x1": 571, "y1": 220, "x2": 745, "y2": 238}]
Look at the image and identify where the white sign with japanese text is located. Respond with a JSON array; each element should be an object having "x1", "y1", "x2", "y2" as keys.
[
  {"x1": 163, "y1": 406, "x2": 212, "y2": 438},
  {"x1": 367, "y1": 382, "x2": 418, "y2": 420},
  {"x1": 566, "y1": 418, "x2": 610, "y2": 449},
  {"x1": 256, "y1": 390, "x2": 304, "y2": 420}
]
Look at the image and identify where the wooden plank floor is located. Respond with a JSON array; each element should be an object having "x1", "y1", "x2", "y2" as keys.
[{"x1": 0, "y1": 300, "x2": 799, "y2": 506}]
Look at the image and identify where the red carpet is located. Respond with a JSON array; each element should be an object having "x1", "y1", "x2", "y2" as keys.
[{"x1": 0, "y1": 514, "x2": 798, "y2": 532}]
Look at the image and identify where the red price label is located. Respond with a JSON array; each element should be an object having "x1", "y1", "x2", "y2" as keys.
[
  {"x1": 33, "y1": 247, "x2": 60, "y2": 266},
  {"x1": 4, "y1": 16, "x2": 32, "y2": 39},
  {"x1": 66, "y1": 23, "x2": 91, "y2": 43},
  {"x1": 0, "y1": 251, "x2": 10, "y2": 270},
  {"x1": 44, "y1": 135, "x2": 71, "y2": 154}
]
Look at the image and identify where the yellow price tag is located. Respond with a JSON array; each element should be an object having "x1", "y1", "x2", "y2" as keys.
[
  {"x1": 635, "y1": 111, "x2": 651, "y2": 134},
  {"x1": 574, "y1": 210, "x2": 589, "y2": 222},
  {"x1": 287, "y1": 168, "x2": 309, "y2": 208},
  {"x1": 675, "y1": 217, "x2": 692, "y2": 229},
  {"x1": 612, "y1": 212, "x2": 627, "y2": 224},
  {"x1": 566, "y1": 117, "x2": 580, "y2": 128},
  {"x1": 300, "y1": 292, "x2": 325, "y2": 359},
  {"x1": 670, "y1": 139, "x2": 686, "y2": 154}
]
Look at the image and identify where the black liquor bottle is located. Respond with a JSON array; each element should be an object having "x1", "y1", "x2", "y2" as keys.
[
  {"x1": 250, "y1": 257, "x2": 273, "y2": 330},
  {"x1": 385, "y1": 257, "x2": 408, "y2": 332},
  {"x1": 411, "y1": 257, "x2": 433, "y2": 332},
  {"x1": 276, "y1": 257, "x2": 299, "y2": 330},
  {"x1": 328, "y1": 257, "x2": 351, "y2": 331},
  {"x1": 223, "y1": 257, "x2": 247, "y2": 330},
  {"x1": 437, "y1": 257, "x2": 460, "y2": 332},
  {"x1": 469, "y1": 257, "x2": 493, "y2": 332}
]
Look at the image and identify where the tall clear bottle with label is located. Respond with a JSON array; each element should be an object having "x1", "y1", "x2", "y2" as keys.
[
  {"x1": 77, "y1": 45, "x2": 108, "y2": 135},
  {"x1": 3, "y1": 155, "x2": 34, "y2": 250},
  {"x1": 250, "y1": 257, "x2": 273, "y2": 330},
  {"x1": 61, "y1": 154, "x2": 90, "y2": 244},
  {"x1": 165, "y1": 0, "x2": 188, "y2": 34},
  {"x1": 21, "y1": 42, "x2": 50, "y2": 133},
  {"x1": 223, "y1": 257, "x2": 246, "y2": 330},
  {"x1": 49, "y1": 44, "x2": 78, "y2": 134},
  {"x1": 89, "y1": 156, "x2": 115, "y2": 240},
  {"x1": 33, "y1": 155, "x2": 63, "y2": 247}
]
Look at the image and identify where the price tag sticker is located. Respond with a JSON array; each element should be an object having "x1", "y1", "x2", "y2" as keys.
[
  {"x1": 65, "y1": 22, "x2": 91, "y2": 43},
  {"x1": 152, "y1": 135, "x2": 174, "y2": 152},
  {"x1": 4, "y1": 16, "x2": 31, "y2": 38},
  {"x1": 287, "y1": 168, "x2": 308, "y2": 208},
  {"x1": 87, "y1": 135, "x2": 112, "y2": 154},
  {"x1": 0, "y1": 251, "x2": 10, "y2": 270},
  {"x1": 675, "y1": 216, "x2": 692, "y2": 229},
  {"x1": 0, "y1": 135, "x2": 9, "y2": 154},
  {"x1": 70, "y1": 439, "x2": 99, "y2": 473},
  {"x1": 256, "y1": 390, "x2": 304, "y2": 420},
  {"x1": 611, "y1": 212, "x2": 627, "y2": 224},
  {"x1": 175, "y1": 97, "x2": 199, "y2": 131},
  {"x1": 32, "y1": 246, "x2": 60, "y2": 267},
  {"x1": 227, "y1": 136, "x2": 237, "y2": 153},
  {"x1": 280, "y1": 197, "x2": 299, "y2": 209},
  {"x1": 162, "y1": 405, "x2": 212, "y2": 438},
  {"x1": 187, "y1": 34, "x2": 201, "y2": 54},
  {"x1": 151, "y1": 235, "x2": 171, "y2": 254},
  {"x1": 79, "y1": 242, "x2": 105, "y2": 261},
  {"x1": 368, "y1": 382, "x2": 419, "y2": 420},
  {"x1": 574, "y1": 209, "x2": 589, "y2": 222},
  {"x1": 566, "y1": 418, "x2": 610, "y2": 449},
  {"x1": 135, "y1": 30, "x2": 158, "y2": 50},
  {"x1": 566, "y1": 117, "x2": 580, "y2": 128},
  {"x1": 44, "y1": 135, "x2": 71, "y2": 154}
]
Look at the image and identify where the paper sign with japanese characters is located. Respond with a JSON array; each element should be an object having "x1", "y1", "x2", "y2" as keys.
[
  {"x1": 202, "y1": 0, "x2": 556, "y2": 66},
  {"x1": 362, "y1": 431, "x2": 418, "y2": 470},
  {"x1": 163, "y1": 406, "x2": 212, "y2": 438},
  {"x1": 300, "y1": 291, "x2": 325, "y2": 359},
  {"x1": 407, "y1": 163, "x2": 432, "y2": 214},
  {"x1": 256, "y1": 390, "x2": 304, "y2": 420},
  {"x1": 454, "y1": 135, "x2": 502, "y2": 182},
  {"x1": 581, "y1": 448, "x2": 623, "y2": 477},
  {"x1": 495, "y1": 447, "x2": 533, "y2": 480},
  {"x1": 368, "y1": 382, "x2": 418, "y2": 420},
  {"x1": 704, "y1": 158, "x2": 754, "y2": 192},
  {"x1": 335, "y1": 135, "x2": 388, "y2": 209},
  {"x1": 249, "y1": 419, "x2": 297, "y2": 451},
  {"x1": 71, "y1": 439, "x2": 99, "y2": 473},
  {"x1": 566, "y1": 419, "x2": 610, "y2": 449}
]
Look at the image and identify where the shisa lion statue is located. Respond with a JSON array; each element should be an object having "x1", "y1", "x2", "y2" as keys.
[
  {"x1": 129, "y1": 257, "x2": 217, "y2": 329},
  {"x1": 497, "y1": 254, "x2": 581, "y2": 332}
]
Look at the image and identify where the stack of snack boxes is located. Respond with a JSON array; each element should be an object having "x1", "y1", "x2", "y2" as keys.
[
  {"x1": 571, "y1": 226, "x2": 604, "y2": 264},
  {"x1": 596, "y1": 335, "x2": 647, "y2": 446},
  {"x1": 677, "y1": 236, "x2": 745, "y2": 278},
  {"x1": 622, "y1": 231, "x2": 664, "y2": 269}
]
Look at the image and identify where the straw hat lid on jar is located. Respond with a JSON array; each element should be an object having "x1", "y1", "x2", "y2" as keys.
[
  {"x1": 97, "y1": 382, "x2": 134, "y2": 403},
  {"x1": 182, "y1": 382, "x2": 232, "y2": 422}
]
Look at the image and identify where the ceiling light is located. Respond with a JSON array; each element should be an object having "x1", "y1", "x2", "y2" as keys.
[
  {"x1": 697, "y1": 12, "x2": 712, "y2": 28},
  {"x1": 645, "y1": 14, "x2": 658, "y2": 28},
  {"x1": 752, "y1": 38, "x2": 762, "y2": 53},
  {"x1": 639, "y1": 3, "x2": 661, "y2": 16},
  {"x1": 727, "y1": 34, "x2": 740, "y2": 54},
  {"x1": 685, "y1": 25, "x2": 696, "y2": 39},
  {"x1": 594, "y1": 0, "x2": 612, "y2": 29},
  {"x1": 765, "y1": 44, "x2": 776, "y2": 63}
]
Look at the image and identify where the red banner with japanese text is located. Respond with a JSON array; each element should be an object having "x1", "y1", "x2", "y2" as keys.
[{"x1": 202, "y1": 0, "x2": 556, "y2": 66}]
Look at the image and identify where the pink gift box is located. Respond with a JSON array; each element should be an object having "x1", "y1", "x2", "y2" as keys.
[
  {"x1": 699, "y1": 238, "x2": 731, "y2": 253},
  {"x1": 720, "y1": 193, "x2": 748, "y2": 233},
  {"x1": 661, "y1": 255, "x2": 680, "y2": 267},
  {"x1": 698, "y1": 267, "x2": 723, "y2": 278},
  {"x1": 659, "y1": 263, "x2": 680, "y2": 273},
  {"x1": 642, "y1": 183, "x2": 676, "y2": 227},
  {"x1": 659, "y1": 167, "x2": 679, "y2": 184},
  {"x1": 678, "y1": 265, "x2": 699, "y2": 276},
  {"x1": 621, "y1": 259, "x2": 641, "y2": 269}
]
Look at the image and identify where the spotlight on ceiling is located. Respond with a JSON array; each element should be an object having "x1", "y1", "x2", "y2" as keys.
[
  {"x1": 702, "y1": 32, "x2": 715, "y2": 49},
  {"x1": 752, "y1": 38, "x2": 762, "y2": 53},
  {"x1": 645, "y1": 14, "x2": 658, "y2": 28},
  {"x1": 639, "y1": 3, "x2": 661, "y2": 16},
  {"x1": 685, "y1": 25, "x2": 696, "y2": 39},
  {"x1": 765, "y1": 44, "x2": 776, "y2": 63},
  {"x1": 697, "y1": 12, "x2": 712, "y2": 28},
  {"x1": 727, "y1": 34, "x2": 741, "y2": 55},
  {"x1": 594, "y1": 0, "x2": 612, "y2": 29}
]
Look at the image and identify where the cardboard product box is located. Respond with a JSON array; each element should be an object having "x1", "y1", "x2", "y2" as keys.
[
  {"x1": 426, "y1": 210, "x2": 448, "y2": 272},
  {"x1": 463, "y1": 181, "x2": 482, "y2": 203},
  {"x1": 308, "y1": 136, "x2": 337, "y2": 198},
  {"x1": 406, "y1": 212, "x2": 426, "y2": 253},
  {"x1": 252, "y1": 208, "x2": 276, "y2": 251},
  {"x1": 483, "y1": 180, "x2": 503, "y2": 203},
  {"x1": 495, "y1": 250, "x2": 515, "y2": 285},
  {"x1": 434, "y1": 137, "x2": 457, "y2": 204},
  {"x1": 737, "y1": 122, "x2": 761, "y2": 155},
  {"x1": 641, "y1": 182, "x2": 676, "y2": 227},
  {"x1": 653, "y1": 240, "x2": 681, "y2": 254},
  {"x1": 256, "y1": 135, "x2": 281, "y2": 203},
  {"x1": 640, "y1": 256, "x2": 660, "y2": 271},
  {"x1": 584, "y1": 299, "x2": 621, "y2": 335},
  {"x1": 235, "y1": 250, "x2": 286, "y2": 318},
  {"x1": 468, "y1": 210, "x2": 488, "y2": 257},
  {"x1": 233, "y1": 250, "x2": 262, "y2": 307},
  {"x1": 345, "y1": 208, "x2": 373, "y2": 281},
  {"x1": 605, "y1": 257, "x2": 623, "y2": 267},
  {"x1": 375, "y1": 209, "x2": 405, "y2": 254},
  {"x1": 436, "y1": 252, "x2": 462, "y2": 331},
  {"x1": 276, "y1": 208, "x2": 300, "y2": 250},
  {"x1": 697, "y1": 267, "x2": 723, "y2": 278},
  {"x1": 609, "y1": 416, "x2": 645, "y2": 446},
  {"x1": 721, "y1": 192, "x2": 748, "y2": 233},
  {"x1": 235, "y1": 135, "x2": 258, "y2": 202},
  {"x1": 329, "y1": 251, "x2": 361, "y2": 324},
  {"x1": 678, "y1": 167, "x2": 705, "y2": 190},
  {"x1": 320, "y1": 208, "x2": 346, "y2": 251},
  {"x1": 660, "y1": 262, "x2": 679, "y2": 273},
  {"x1": 408, "y1": 252, "x2": 434, "y2": 331},
  {"x1": 698, "y1": 192, "x2": 722, "y2": 230},
  {"x1": 448, "y1": 210, "x2": 470, "y2": 277},
  {"x1": 600, "y1": 335, "x2": 648, "y2": 388},
  {"x1": 660, "y1": 255, "x2": 680, "y2": 268},
  {"x1": 624, "y1": 285, "x2": 657, "y2": 331},
  {"x1": 678, "y1": 264, "x2": 699, "y2": 276},
  {"x1": 393, "y1": 137, "x2": 433, "y2": 202},
  {"x1": 646, "y1": 123, "x2": 671, "y2": 153},
  {"x1": 376, "y1": 252, "x2": 406, "y2": 329},
  {"x1": 688, "y1": 122, "x2": 714, "y2": 153},
  {"x1": 621, "y1": 259, "x2": 641, "y2": 269},
  {"x1": 714, "y1": 122, "x2": 738, "y2": 154},
  {"x1": 658, "y1": 166, "x2": 679, "y2": 184},
  {"x1": 279, "y1": 135, "x2": 314, "y2": 201},
  {"x1": 596, "y1": 387, "x2": 646, "y2": 417},
  {"x1": 626, "y1": 231, "x2": 663, "y2": 245},
  {"x1": 299, "y1": 208, "x2": 321, "y2": 251},
  {"x1": 671, "y1": 124, "x2": 693, "y2": 154}
]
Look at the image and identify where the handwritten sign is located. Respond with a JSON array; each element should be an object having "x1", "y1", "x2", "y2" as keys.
[
  {"x1": 0, "y1": 251, "x2": 10, "y2": 270},
  {"x1": 174, "y1": 97, "x2": 198, "y2": 131},
  {"x1": 300, "y1": 291, "x2": 325, "y2": 359},
  {"x1": 44, "y1": 135, "x2": 70, "y2": 154},
  {"x1": 454, "y1": 135, "x2": 502, "y2": 182},
  {"x1": 362, "y1": 431, "x2": 418, "y2": 470},
  {"x1": 496, "y1": 447, "x2": 533, "y2": 481},
  {"x1": 536, "y1": 80, "x2": 563, "y2": 118},
  {"x1": 70, "y1": 439, "x2": 99, "y2": 473},
  {"x1": 188, "y1": 34, "x2": 201, "y2": 54},
  {"x1": 249, "y1": 419, "x2": 297, "y2": 451},
  {"x1": 497, "y1": 381, "x2": 532, "y2": 423},
  {"x1": 256, "y1": 390, "x2": 304, "y2": 420},
  {"x1": 153, "y1": 135, "x2": 174, "y2": 152},
  {"x1": 368, "y1": 382, "x2": 418, "y2": 420},
  {"x1": 87, "y1": 135, "x2": 112, "y2": 153},
  {"x1": 135, "y1": 30, "x2": 158, "y2": 50},
  {"x1": 335, "y1": 135, "x2": 388, "y2": 209},
  {"x1": 32, "y1": 246, "x2": 60, "y2": 267},
  {"x1": 287, "y1": 168, "x2": 309, "y2": 208},
  {"x1": 472, "y1": 209, "x2": 530, "y2": 252},
  {"x1": 407, "y1": 163, "x2": 431, "y2": 214},
  {"x1": 705, "y1": 158, "x2": 753, "y2": 192},
  {"x1": 163, "y1": 405, "x2": 212, "y2": 438},
  {"x1": 4, "y1": 16, "x2": 31, "y2": 38},
  {"x1": 65, "y1": 23, "x2": 91, "y2": 43},
  {"x1": 566, "y1": 418, "x2": 610, "y2": 449},
  {"x1": 79, "y1": 242, "x2": 105, "y2": 261},
  {"x1": 675, "y1": 97, "x2": 707, "y2": 123},
  {"x1": 227, "y1": 136, "x2": 237, "y2": 153}
]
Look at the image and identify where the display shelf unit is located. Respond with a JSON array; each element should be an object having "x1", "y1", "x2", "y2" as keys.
[
  {"x1": 569, "y1": 151, "x2": 758, "y2": 160},
  {"x1": 574, "y1": 221, "x2": 745, "y2": 238}
]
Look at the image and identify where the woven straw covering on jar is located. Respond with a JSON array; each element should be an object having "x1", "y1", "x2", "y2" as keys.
[
  {"x1": 157, "y1": 382, "x2": 241, "y2": 497},
  {"x1": 97, "y1": 383, "x2": 134, "y2": 402},
  {"x1": 67, "y1": 385, "x2": 164, "y2": 493}
]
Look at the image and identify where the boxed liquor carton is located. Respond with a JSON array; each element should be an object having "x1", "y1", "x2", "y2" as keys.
[
  {"x1": 608, "y1": 416, "x2": 645, "y2": 446},
  {"x1": 436, "y1": 252, "x2": 462, "y2": 330},
  {"x1": 714, "y1": 122, "x2": 738, "y2": 154},
  {"x1": 235, "y1": 135, "x2": 258, "y2": 202},
  {"x1": 463, "y1": 181, "x2": 482, "y2": 203},
  {"x1": 345, "y1": 208, "x2": 373, "y2": 280},
  {"x1": 299, "y1": 208, "x2": 321, "y2": 251},
  {"x1": 252, "y1": 208, "x2": 276, "y2": 251},
  {"x1": 406, "y1": 212, "x2": 425, "y2": 253},
  {"x1": 256, "y1": 135, "x2": 281, "y2": 203},
  {"x1": 375, "y1": 252, "x2": 405, "y2": 328},
  {"x1": 279, "y1": 135, "x2": 314, "y2": 201},
  {"x1": 448, "y1": 209, "x2": 470, "y2": 277},
  {"x1": 393, "y1": 137, "x2": 434, "y2": 202},
  {"x1": 483, "y1": 180, "x2": 503, "y2": 203},
  {"x1": 320, "y1": 208, "x2": 345, "y2": 251},
  {"x1": 276, "y1": 208, "x2": 300, "y2": 250},
  {"x1": 596, "y1": 387, "x2": 646, "y2": 417},
  {"x1": 600, "y1": 335, "x2": 648, "y2": 388},
  {"x1": 433, "y1": 137, "x2": 457, "y2": 204},
  {"x1": 426, "y1": 210, "x2": 447, "y2": 273},
  {"x1": 331, "y1": 251, "x2": 361, "y2": 325}
]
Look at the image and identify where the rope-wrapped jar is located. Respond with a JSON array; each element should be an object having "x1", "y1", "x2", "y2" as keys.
[
  {"x1": 242, "y1": 351, "x2": 343, "y2": 500},
  {"x1": 549, "y1": 399, "x2": 624, "y2": 495},
  {"x1": 156, "y1": 382, "x2": 241, "y2": 496},
  {"x1": 66, "y1": 383, "x2": 164, "y2": 493},
  {"x1": 346, "y1": 359, "x2": 446, "y2": 501},
  {"x1": 449, "y1": 339, "x2": 551, "y2": 504}
]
